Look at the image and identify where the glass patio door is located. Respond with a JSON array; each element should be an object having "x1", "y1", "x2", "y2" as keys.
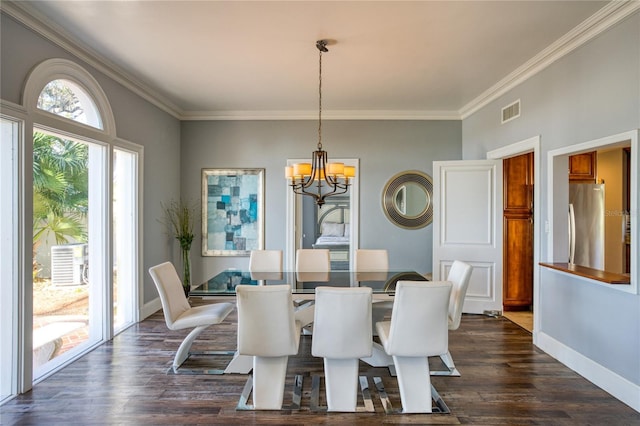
[
  {"x1": 113, "y1": 147, "x2": 138, "y2": 333},
  {"x1": 32, "y1": 130, "x2": 106, "y2": 379},
  {"x1": 1, "y1": 117, "x2": 20, "y2": 402}
]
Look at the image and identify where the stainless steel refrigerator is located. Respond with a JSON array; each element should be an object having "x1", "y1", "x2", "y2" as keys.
[{"x1": 569, "y1": 183, "x2": 605, "y2": 269}]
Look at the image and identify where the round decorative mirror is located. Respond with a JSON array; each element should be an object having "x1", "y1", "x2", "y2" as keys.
[{"x1": 382, "y1": 170, "x2": 434, "y2": 229}]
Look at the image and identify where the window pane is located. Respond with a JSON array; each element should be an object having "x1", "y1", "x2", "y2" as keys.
[
  {"x1": 113, "y1": 148, "x2": 137, "y2": 333},
  {"x1": 37, "y1": 79, "x2": 103, "y2": 129},
  {"x1": 32, "y1": 131, "x2": 105, "y2": 378}
]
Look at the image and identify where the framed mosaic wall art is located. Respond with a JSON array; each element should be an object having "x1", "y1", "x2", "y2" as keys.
[{"x1": 201, "y1": 168, "x2": 264, "y2": 256}]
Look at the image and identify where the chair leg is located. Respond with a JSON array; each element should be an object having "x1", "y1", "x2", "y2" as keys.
[
  {"x1": 360, "y1": 341, "x2": 393, "y2": 367},
  {"x1": 294, "y1": 302, "x2": 315, "y2": 329},
  {"x1": 323, "y1": 358, "x2": 360, "y2": 412},
  {"x1": 371, "y1": 305, "x2": 390, "y2": 336},
  {"x1": 224, "y1": 351, "x2": 254, "y2": 374},
  {"x1": 430, "y1": 351, "x2": 461, "y2": 376},
  {"x1": 392, "y1": 355, "x2": 433, "y2": 413},
  {"x1": 252, "y1": 355, "x2": 289, "y2": 410},
  {"x1": 173, "y1": 325, "x2": 208, "y2": 370}
]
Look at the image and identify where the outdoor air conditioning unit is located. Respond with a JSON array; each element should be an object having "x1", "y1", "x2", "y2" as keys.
[{"x1": 51, "y1": 243, "x2": 88, "y2": 286}]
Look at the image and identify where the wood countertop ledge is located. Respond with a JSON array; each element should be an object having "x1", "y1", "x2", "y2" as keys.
[{"x1": 539, "y1": 262, "x2": 630, "y2": 285}]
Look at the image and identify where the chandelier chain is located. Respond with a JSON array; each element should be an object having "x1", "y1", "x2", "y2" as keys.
[{"x1": 318, "y1": 47, "x2": 323, "y2": 151}]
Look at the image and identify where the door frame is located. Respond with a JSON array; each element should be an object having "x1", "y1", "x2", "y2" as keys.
[{"x1": 487, "y1": 135, "x2": 541, "y2": 340}]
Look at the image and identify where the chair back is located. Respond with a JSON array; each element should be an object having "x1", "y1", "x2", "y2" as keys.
[
  {"x1": 296, "y1": 249, "x2": 330, "y2": 272},
  {"x1": 249, "y1": 250, "x2": 283, "y2": 273},
  {"x1": 385, "y1": 280, "x2": 452, "y2": 357},
  {"x1": 447, "y1": 261, "x2": 473, "y2": 330},
  {"x1": 312, "y1": 287, "x2": 373, "y2": 359},
  {"x1": 296, "y1": 271, "x2": 330, "y2": 282},
  {"x1": 148, "y1": 262, "x2": 191, "y2": 330},
  {"x1": 355, "y1": 249, "x2": 389, "y2": 272},
  {"x1": 236, "y1": 285, "x2": 299, "y2": 357}
]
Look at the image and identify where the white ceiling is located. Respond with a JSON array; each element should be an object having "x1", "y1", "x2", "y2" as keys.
[{"x1": 8, "y1": 1, "x2": 618, "y2": 120}]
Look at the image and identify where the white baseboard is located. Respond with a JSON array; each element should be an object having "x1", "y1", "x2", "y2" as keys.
[
  {"x1": 537, "y1": 331, "x2": 640, "y2": 412},
  {"x1": 140, "y1": 297, "x2": 161, "y2": 320}
]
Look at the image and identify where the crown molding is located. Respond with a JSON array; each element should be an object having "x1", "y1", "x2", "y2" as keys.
[
  {"x1": 4, "y1": 1, "x2": 637, "y2": 122},
  {"x1": 179, "y1": 109, "x2": 461, "y2": 121},
  {"x1": 1, "y1": 1, "x2": 183, "y2": 119},
  {"x1": 459, "y1": 1, "x2": 640, "y2": 120}
]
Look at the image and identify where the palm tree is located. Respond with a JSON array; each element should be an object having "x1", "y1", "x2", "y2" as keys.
[{"x1": 33, "y1": 132, "x2": 88, "y2": 277}]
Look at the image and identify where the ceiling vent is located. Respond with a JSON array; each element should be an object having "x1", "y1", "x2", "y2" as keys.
[{"x1": 501, "y1": 99, "x2": 520, "y2": 124}]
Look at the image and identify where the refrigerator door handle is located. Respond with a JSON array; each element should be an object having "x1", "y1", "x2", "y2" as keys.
[
  {"x1": 568, "y1": 204, "x2": 576, "y2": 264},
  {"x1": 622, "y1": 212, "x2": 629, "y2": 242}
]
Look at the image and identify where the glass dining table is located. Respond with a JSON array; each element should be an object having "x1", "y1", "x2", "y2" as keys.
[
  {"x1": 190, "y1": 269, "x2": 427, "y2": 299},
  {"x1": 190, "y1": 269, "x2": 428, "y2": 374}
]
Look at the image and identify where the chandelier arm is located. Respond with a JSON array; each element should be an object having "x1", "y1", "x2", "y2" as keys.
[
  {"x1": 301, "y1": 175, "x2": 324, "y2": 191},
  {"x1": 324, "y1": 186, "x2": 350, "y2": 199},
  {"x1": 325, "y1": 174, "x2": 341, "y2": 186},
  {"x1": 292, "y1": 177, "x2": 348, "y2": 205},
  {"x1": 332, "y1": 180, "x2": 350, "y2": 190},
  {"x1": 291, "y1": 184, "x2": 316, "y2": 197},
  {"x1": 319, "y1": 182, "x2": 350, "y2": 201}
]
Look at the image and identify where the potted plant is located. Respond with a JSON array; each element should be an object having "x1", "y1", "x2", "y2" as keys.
[{"x1": 162, "y1": 200, "x2": 196, "y2": 297}]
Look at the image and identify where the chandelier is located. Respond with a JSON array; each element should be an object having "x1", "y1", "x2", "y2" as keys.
[{"x1": 285, "y1": 39, "x2": 355, "y2": 207}]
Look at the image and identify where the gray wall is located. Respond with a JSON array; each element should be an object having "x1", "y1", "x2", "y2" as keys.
[
  {"x1": 180, "y1": 120, "x2": 461, "y2": 282},
  {"x1": 462, "y1": 12, "x2": 640, "y2": 386},
  {"x1": 1, "y1": 12, "x2": 182, "y2": 305}
]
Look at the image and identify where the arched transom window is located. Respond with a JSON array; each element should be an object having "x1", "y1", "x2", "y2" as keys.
[{"x1": 37, "y1": 79, "x2": 103, "y2": 129}]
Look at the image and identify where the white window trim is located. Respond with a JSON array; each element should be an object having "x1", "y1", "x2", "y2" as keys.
[
  {"x1": 23, "y1": 58, "x2": 116, "y2": 139},
  {"x1": 112, "y1": 139, "x2": 144, "y2": 327},
  {"x1": 546, "y1": 130, "x2": 638, "y2": 295},
  {"x1": 0, "y1": 113, "x2": 24, "y2": 403}
]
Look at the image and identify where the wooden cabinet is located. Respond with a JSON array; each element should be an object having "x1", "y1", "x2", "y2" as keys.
[
  {"x1": 503, "y1": 214, "x2": 533, "y2": 309},
  {"x1": 504, "y1": 152, "x2": 533, "y2": 212},
  {"x1": 503, "y1": 152, "x2": 533, "y2": 311},
  {"x1": 569, "y1": 151, "x2": 597, "y2": 182}
]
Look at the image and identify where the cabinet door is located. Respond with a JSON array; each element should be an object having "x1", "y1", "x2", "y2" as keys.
[
  {"x1": 504, "y1": 152, "x2": 533, "y2": 213},
  {"x1": 503, "y1": 152, "x2": 533, "y2": 311},
  {"x1": 569, "y1": 151, "x2": 597, "y2": 182},
  {"x1": 503, "y1": 214, "x2": 533, "y2": 309}
]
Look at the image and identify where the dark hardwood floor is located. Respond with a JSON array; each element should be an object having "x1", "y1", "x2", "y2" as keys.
[{"x1": 2, "y1": 301, "x2": 638, "y2": 425}]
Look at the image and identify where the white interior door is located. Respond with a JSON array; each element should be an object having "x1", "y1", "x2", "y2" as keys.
[{"x1": 432, "y1": 160, "x2": 503, "y2": 314}]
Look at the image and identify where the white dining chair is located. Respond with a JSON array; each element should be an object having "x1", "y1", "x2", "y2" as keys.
[
  {"x1": 148, "y1": 262, "x2": 235, "y2": 374},
  {"x1": 356, "y1": 249, "x2": 390, "y2": 335},
  {"x1": 236, "y1": 284, "x2": 301, "y2": 410},
  {"x1": 296, "y1": 249, "x2": 331, "y2": 289},
  {"x1": 355, "y1": 249, "x2": 389, "y2": 272},
  {"x1": 311, "y1": 287, "x2": 373, "y2": 412},
  {"x1": 433, "y1": 260, "x2": 473, "y2": 376},
  {"x1": 249, "y1": 249, "x2": 284, "y2": 280},
  {"x1": 376, "y1": 280, "x2": 452, "y2": 413},
  {"x1": 296, "y1": 249, "x2": 330, "y2": 272},
  {"x1": 249, "y1": 249, "x2": 283, "y2": 272}
]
